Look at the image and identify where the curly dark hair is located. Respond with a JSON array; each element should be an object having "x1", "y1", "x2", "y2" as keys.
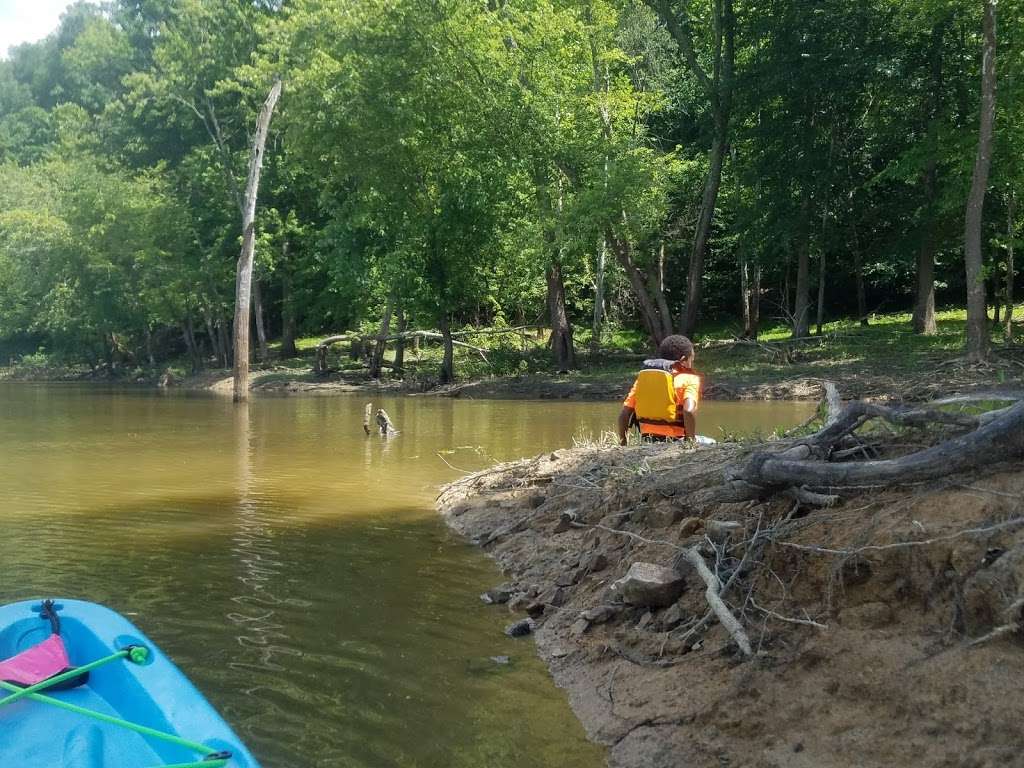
[{"x1": 657, "y1": 334, "x2": 694, "y2": 361}]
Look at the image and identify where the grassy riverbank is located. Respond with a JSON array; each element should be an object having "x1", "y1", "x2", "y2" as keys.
[{"x1": 3, "y1": 308, "x2": 1021, "y2": 402}]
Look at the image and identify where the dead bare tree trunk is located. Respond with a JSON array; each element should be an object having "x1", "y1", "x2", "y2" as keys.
[
  {"x1": 233, "y1": 78, "x2": 283, "y2": 403},
  {"x1": 964, "y1": 0, "x2": 996, "y2": 363},
  {"x1": 253, "y1": 277, "x2": 269, "y2": 363},
  {"x1": 1007, "y1": 189, "x2": 1016, "y2": 342}
]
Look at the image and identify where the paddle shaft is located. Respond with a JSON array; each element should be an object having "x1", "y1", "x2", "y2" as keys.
[
  {"x1": 0, "y1": 679, "x2": 218, "y2": 756},
  {"x1": 0, "y1": 648, "x2": 130, "y2": 708}
]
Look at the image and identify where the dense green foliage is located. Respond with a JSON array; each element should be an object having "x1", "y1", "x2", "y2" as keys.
[{"x1": 0, "y1": 0, "x2": 1021, "y2": 376}]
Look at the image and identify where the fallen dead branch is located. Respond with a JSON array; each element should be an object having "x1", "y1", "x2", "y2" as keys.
[{"x1": 714, "y1": 400, "x2": 1024, "y2": 504}]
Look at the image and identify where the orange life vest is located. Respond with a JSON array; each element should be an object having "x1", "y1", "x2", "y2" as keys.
[{"x1": 633, "y1": 368, "x2": 686, "y2": 430}]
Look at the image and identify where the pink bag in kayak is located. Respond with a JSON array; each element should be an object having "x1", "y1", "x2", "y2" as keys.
[
  {"x1": 0, "y1": 633, "x2": 71, "y2": 686},
  {"x1": 0, "y1": 600, "x2": 87, "y2": 689}
]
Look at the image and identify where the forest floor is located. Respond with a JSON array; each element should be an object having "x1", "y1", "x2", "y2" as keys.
[
  {"x1": 3, "y1": 309, "x2": 1022, "y2": 402},
  {"x1": 437, "y1": 411, "x2": 1024, "y2": 768}
]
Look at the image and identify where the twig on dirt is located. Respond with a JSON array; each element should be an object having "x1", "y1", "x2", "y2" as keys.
[
  {"x1": 749, "y1": 597, "x2": 828, "y2": 629},
  {"x1": 607, "y1": 642, "x2": 682, "y2": 668},
  {"x1": 779, "y1": 515, "x2": 1024, "y2": 556},
  {"x1": 952, "y1": 483, "x2": 1024, "y2": 501},
  {"x1": 585, "y1": 523, "x2": 683, "y2": 551}
]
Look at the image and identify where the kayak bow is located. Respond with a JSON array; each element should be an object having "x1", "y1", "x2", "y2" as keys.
[{"x1": 0, "y1": 599, "x2": 261, "y2": 768}]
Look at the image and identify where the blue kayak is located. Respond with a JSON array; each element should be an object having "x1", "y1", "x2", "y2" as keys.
[{"x1": 0, "y1": 599, "x2": 261, "y2": 767}]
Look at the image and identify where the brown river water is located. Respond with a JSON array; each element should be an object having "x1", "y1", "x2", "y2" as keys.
[{"x1": 0, "y1": 383, "x2": 814, "y2": 767}]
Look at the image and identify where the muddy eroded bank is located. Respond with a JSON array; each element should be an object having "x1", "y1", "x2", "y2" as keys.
[{"x1": 438, "y1": 438, "x2": 1024, "y2": 768}]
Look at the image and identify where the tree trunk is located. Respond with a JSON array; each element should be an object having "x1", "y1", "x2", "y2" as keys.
[
  {"x1": 852, "y1": 239, "x2": 869, "y2": 327},
  {"x1": 547, "y1": 261, "x2": 576, "y2": 373},
  {"x1": 652, "y1": 241, "x2": 677, "y2": 336},
  {"x1": 739, "y1": 258, "x2": 761, "y2": 340},
  {"x1": 682, "y1": 126, "x2": 727, "y2": 337},
  {"x1": 816, "y1": 249, "x2": 826, "y2": 336},
  {"x1": 439, "y1": 313, "x2": 455, "y2": 385},
  {"x1": 792, "y1": 191, "x2": 812, "y2": 338},
  {"x1": 280, "y1": 253, "x2": 298, "y2": 359},
  {"x1": 1007, "y1": 190, "x2": 1016, "y2": 342},
  {"x1": 608, "y1": 229, "x2": 672, "y2": 344},
  {"x1": 181, "y1": 317, "x2": 201, "y2": 373},
  {"x1": 740, "y1": 258, "x2": 751, "y2": 338},
  {"x1": 207, "y1": 312, "x2": 228, "y2": 368},
  {"x1": 233, "y1": 78, "x2": 283, "y2": 403},
  {"x1": 219, "y1": 318, "x2": 233, "y2": 366},
  {"x1": 370, "y1": 294, "x2": 395, "y2": 379},
  {"x1": 394, "y1": 306, "x2": 406, "y2": 376},
  {"x1": 913, "y1": 226, "x2": 938, "y2": 335},
  {"x1": 144, "y1": 324, "x2": 155, "y2": 367},
  {"x1": 783, "y1": 260, "x2": 791, "y2": 321},
  {"x1": 749, "y1": 264, "x2": 761, "y2": 339},
  {"x1": 964, "y1": 1, "x2": 996, "y2": 363},
  {"x1": 913, "y1": 20, "x2": 945, "y2": 336},
  {"x1": 253, "y1": 278, "x2": 269, "y2": 363},
  {"x1": 591, "y1": 238, "x2": 606, "y2": 355}
]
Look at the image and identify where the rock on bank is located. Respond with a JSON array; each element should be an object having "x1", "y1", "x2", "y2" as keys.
[{"x1": 438, "y1": 442, "x2": 1024, "y2": 768}]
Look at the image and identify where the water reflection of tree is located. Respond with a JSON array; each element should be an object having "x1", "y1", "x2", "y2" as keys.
[{"x1": 227, "y1": 402, "x2": 301, "y2": 674}]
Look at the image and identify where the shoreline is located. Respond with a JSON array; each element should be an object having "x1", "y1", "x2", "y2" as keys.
[{"x1": 3, "y1": 364, "x2": 1018, "y2": 404}]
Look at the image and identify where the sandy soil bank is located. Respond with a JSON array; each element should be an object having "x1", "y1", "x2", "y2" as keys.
[{"x1": 438, "y1": 439, "x2": 1024, "y2": 768}]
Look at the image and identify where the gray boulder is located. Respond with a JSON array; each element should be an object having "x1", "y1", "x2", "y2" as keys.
[{"x1": 610, "y1": 562, "x2": 686, "y2": 608}]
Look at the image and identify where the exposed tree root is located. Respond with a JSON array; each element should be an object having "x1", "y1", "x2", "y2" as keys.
[{"x1": 714, "y1": 392, "x2": 1024, "y2": 505}]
